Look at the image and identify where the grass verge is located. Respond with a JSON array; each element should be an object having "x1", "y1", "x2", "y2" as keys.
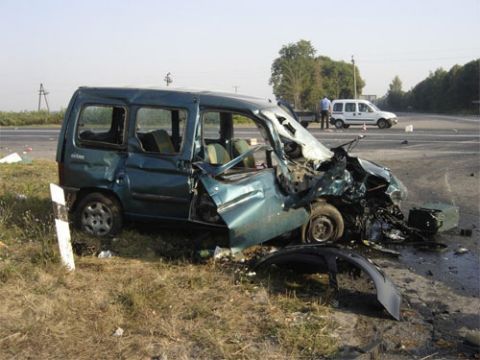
[{"x1": 0, "y1": 161, "x2": 338, "y2": 359}]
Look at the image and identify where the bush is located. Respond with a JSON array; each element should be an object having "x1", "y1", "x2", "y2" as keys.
[{"x1": 0, "y1": 110, "x2": 65, "y2": 126}]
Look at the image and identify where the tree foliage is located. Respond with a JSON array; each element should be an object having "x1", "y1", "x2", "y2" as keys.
[
  {"x1": 381, "y1": 59, "x2": 479, "y2": 113},
  {"x1": 270, "y1": 40, "x2": 365, "y2": 110}
]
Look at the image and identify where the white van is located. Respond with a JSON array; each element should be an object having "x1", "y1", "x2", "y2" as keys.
[{"x1": 330, "y1": 99, "x2": 397, "y2": 129}]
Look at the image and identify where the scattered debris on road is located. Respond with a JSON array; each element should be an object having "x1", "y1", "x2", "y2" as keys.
[{"x1": 454, "y1": 247, "x2": 469, "y2": 255}]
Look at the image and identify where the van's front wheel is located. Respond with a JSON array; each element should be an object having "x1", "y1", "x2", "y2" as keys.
[
  {"x1": 302, "y1": 203, "x2": 344, "y2": 244},
  {"x1": 377, "y1": 118, "x2": 388, "y2": 129},
  {"x1": 75, "y1": 193, "x2": 122, "y2": 237}
]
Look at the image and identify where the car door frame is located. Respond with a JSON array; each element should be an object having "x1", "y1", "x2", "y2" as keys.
[{"x1": 121, "y1": 95, "x2": 199, "y2": 221}]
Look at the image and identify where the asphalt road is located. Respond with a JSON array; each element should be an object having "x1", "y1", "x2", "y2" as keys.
[{"x1": 0, "y1": 113, "x2": 479, "y2": 160}]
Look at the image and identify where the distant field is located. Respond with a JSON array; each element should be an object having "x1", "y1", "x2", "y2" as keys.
[{"x1": 0, "y1": 111, "x2": 65, "y2": 126}]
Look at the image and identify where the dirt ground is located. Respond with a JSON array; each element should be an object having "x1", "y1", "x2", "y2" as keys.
[{"x1": 325, "y1": 150, "x2": 480, "y2": 359}]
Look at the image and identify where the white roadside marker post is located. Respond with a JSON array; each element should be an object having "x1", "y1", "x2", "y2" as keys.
[{"x1": 50, "y1": 183, "x2": 75, "y2": 271}]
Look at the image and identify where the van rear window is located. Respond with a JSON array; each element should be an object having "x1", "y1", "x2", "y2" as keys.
[
  {"x1": 333, "y1": 103, "x2": 343, "y2": 112},
  {"x1": 77, "y1": 105, "x2": 126, "y2": 147}
]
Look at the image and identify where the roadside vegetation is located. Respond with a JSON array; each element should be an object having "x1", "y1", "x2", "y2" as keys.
[
  {"x1": 270, "y1": 40, "x2": 478, "y2": 115},
  {"x1": 0, "y1": 110, "x2": 64, "y2": 126},
  {"x1": 0, "y1": 160, "x2": 338, "y2": 359},
  {"x1": 380, "y1": 59, "x2": 480, "y2": 114}
]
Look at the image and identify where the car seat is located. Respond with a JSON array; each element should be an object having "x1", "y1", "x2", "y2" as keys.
[
  {"x1": 150, "y1": 129, "x2": 175, "y2": 154},
  {"x1": 206, "y1": 143, "x2": 231, "y2": 165},
  {"x1": 232, "y1": 139, "x2": 255, "y2": 168}
]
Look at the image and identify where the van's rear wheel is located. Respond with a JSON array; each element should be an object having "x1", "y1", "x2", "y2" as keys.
[
  {"x1": 334, "y1": 119, "x2": 345, "y2": 129},
  {"x1": 302, "y1": 203, "x2": 344, "y2": 244},
  {"x1": 377, "y1": 119, "x2": 388, "y2": 129},
  {"x1": 75, "y1": 193, "x2": 122, "y2": 237}
]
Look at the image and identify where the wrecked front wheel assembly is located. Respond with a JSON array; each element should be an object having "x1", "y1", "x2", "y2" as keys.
[{"x1": 302, "y1": 202, "x2": 344, "y2": 244}]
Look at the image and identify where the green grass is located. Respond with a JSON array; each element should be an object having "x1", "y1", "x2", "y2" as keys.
[
  {"x1": 0, "y1": 161, "x2": 338, "y2": 359},
  {"x1": 0, "y1": 110, "x2": 65, "y2": 126}
]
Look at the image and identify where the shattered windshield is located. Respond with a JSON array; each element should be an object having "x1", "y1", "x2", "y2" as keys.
[{"x1": 260, "y1": 107, "x2": 333, "y2": 163}]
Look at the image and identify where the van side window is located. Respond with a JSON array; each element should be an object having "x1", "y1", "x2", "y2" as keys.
[
  {"x1": 333, "y1": 103, "x2": 343, "y2": 112},
  {"x1": 135, "y1": 107, "x2": 187, "y2": 154},
  {"x1": 77, "y1": 105, "x2": 126, "y2": 146},
  {"x1": 345, "y1": 103, "x2": 356, "y2": 112},
  {"x1": 201, "y1": 110, "x2": 271, "y2": 168},
  {"x1": 203, "y1": 111, "x2": 221, "y2": 141},
  {"x1": 358, "y1": 103, "x2": 369, "y2": 112}
]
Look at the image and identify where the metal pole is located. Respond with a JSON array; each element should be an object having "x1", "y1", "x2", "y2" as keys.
[
  {"x1": 352, "y1": 56, "x2": 357, "y2": 99},
  {"x1": 43, "y1": 89, "x2": 50, "y2": 113},
  {"x1": 38, "y1": 83, "x2": 42, "y2": 111},
  {"x1": 164, "y1": 72, "x2": 172, "y2": 87}
]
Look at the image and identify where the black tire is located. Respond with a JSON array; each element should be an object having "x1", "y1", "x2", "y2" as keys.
[
  {"x1": 302, "y1": 202, "x2": 344, "y2": 244},
  {"x1": 300, "y1": 121, "x2": 309, "y2": 128},
  {"x1": 377, "y1": 118, "x2": 388, "y2": 129},
  {"x1": 343, "y1": 124, "x2": 350, "y2": 129},
  {"x1": 334, "y1": 119, "x2": 344, "y2": 129},
  {"x1": 75, "y1": 192, "x2": 122, "y2": 237}
]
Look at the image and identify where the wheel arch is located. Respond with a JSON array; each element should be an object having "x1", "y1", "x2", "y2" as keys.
[{"x1": 71, "y1": 187, "x2": 123, "y2": 213}]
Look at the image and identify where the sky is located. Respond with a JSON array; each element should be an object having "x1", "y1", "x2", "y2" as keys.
[{"x1": 0, "y1": 0, "x2": 479, "y2": 111}]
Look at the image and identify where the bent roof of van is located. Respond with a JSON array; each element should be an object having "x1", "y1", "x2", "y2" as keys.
[{"x1": 76, "y1": 86, "x2": 276, "y2": 111}]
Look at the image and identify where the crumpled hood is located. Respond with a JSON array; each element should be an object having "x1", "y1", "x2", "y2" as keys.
[{"x1": 357, "y1": 158, "x2": 391, "y2": 182}]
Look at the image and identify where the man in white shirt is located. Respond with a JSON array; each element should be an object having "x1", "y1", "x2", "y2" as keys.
[{"x1": 319, "y1": 96, "x2": 331, "y2": 130}]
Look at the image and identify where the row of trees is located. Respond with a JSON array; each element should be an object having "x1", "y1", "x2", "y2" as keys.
[
  {"x1": 269, "y1": 40, "x2": 364, "y2": 111},
  {"x1": 382, "y1": 59, "x2": 479, "y2": 113}
]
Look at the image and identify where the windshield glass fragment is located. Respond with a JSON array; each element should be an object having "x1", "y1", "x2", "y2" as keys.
[{"x1": 260, "y1": 108, "x2": 333, "y2": 163}]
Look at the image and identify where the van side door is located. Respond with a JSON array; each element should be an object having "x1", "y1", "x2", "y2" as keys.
[
  {"x1": 356, "y1": 102, "x2": 376, "y2": 123},
  {"x1": 122, "y1": 97, "x2": 198, "y2": 220},
  {"x1": 344, "y1": 102, "x2": 359, "y2": 124}
]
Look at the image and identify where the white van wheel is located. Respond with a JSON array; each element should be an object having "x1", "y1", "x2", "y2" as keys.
[
  {"x1": 377, "y1": 119, "x2": 388, "y2": 129},
  {"x1": 334, "y1": 119, "x2": 344, "y2": 129}
]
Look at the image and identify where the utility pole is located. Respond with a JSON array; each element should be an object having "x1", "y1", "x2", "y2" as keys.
[
  {"x1": 233, "y1": 85, "x2": 239, "y2": 94},
  {"x1": 164, "y1": 72, "x2": 173, "y2": 87},
  {"x1": 38, "y1": 83, "x2": 50, "y2": 112},
  {"x1": 351, "y1": 55, "x2": 357, "y2": 99}
]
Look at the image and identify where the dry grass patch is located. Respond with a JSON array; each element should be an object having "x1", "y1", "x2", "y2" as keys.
[{"x1": 0, "y1": 161, "x2": 338, "y2": 359}]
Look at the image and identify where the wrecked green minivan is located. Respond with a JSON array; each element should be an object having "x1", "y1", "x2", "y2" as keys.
[{"x1": 56, "y1": 87, "x2": 409, "y2": 253}]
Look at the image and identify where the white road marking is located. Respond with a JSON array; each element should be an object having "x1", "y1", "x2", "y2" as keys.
[{"x1": 444, "y1": 170, "x2": 456, "y2": 207}]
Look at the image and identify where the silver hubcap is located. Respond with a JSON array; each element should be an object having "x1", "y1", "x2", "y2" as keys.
[
  {"x1": 308, "y1": 215, "x2": 334, "y2": 243},
  {"x1": 81, "y1": 201, "x2": 112, "y2": 236}
]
